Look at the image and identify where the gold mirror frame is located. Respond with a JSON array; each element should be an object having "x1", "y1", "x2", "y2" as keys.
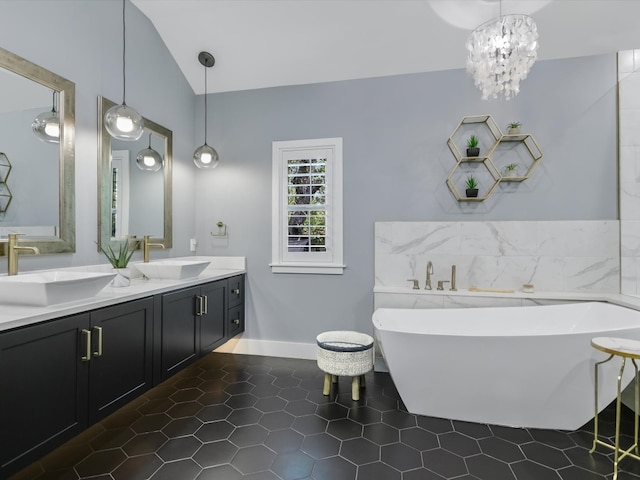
[
  {"x1": 97, "y1": 96, "x2": 172, "y2": 251},
  {"x1": 0, "y1": 46, "x2": 75, "y2": 256}
]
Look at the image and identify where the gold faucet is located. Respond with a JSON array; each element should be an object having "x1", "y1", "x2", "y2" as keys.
[
  {"x1": 8, "y1": 233, "x2": 40, "y2": 275},
  {"x1": 143, "y1": 235, "x2": 164, "y2": 262}
]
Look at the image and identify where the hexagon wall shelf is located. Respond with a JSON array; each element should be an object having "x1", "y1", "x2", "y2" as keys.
[
  {"x1": 0, "y1": 153, "x2": 11, "y2": 212},
  {"x1": 446, "y1": 115, "x2": 544, "y2": 202}
]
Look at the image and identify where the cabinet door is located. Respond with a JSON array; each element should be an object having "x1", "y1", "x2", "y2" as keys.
[
  {"x1": 227, "y1": 304, "x2": 245, "y2": 338},
  {"x1": 228, "y1": 274, "x2": 244, "y2": 309},
  {"x1": 89, "y1": 297, "x2": 154, "y2": 424},
  {"x1": 161, "y1": 286, "x2": 199, "y2": 380},
  {"x1": 200, "y1": 280, "x2": 226, "y2": 354},
  {"x1": 0, "y1": 314, "x2": 90, "y2": 478}
]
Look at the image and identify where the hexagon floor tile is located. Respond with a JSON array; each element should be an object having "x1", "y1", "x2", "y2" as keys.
[{"x1": 8, "y1": 353, "x2": 640, "y2": 480}]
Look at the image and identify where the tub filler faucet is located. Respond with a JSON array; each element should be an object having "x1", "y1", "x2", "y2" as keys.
[
  {"x1": 425, "y1": 261, "x2": 433, "y2": 290},
  {"x1": 451, "y1": 265, "x2": 457, "y2": 291}
]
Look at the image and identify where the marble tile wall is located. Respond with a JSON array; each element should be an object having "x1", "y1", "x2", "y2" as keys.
[
  {"x1": 619, "y1": 50, "x2": 640, "y2": 295},
  {"x1": 375, "y1": 221, "x2": 620, "y2": 293}
]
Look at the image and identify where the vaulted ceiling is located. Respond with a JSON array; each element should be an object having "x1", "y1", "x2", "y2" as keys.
[{"x1": 132, "y1": 0, "x2": 640, "y2": 95}]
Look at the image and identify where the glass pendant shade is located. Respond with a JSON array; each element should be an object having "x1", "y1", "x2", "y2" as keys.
[
  {"x1": 105, "y1": 0, "x2": 144, "y2": 141},
  {"x1": 193, "y1": 143, "x2": 219, "y2": 169},
  {"x1": 466, "y1": 14, "x2": 538, "y2": 100},
  {"x1": 136, "y1": 135, "x2": 163, "y2": 171},
  {"x1": 193, "y1": 51, "x2": 220, "y2": 169},
  {"x1": 32, "y1": 91, "x2": 60, "y2": 144},
  {"x1": 32, "y1": 109, "x2": 60, "y2": 144},
  {"x1": 104, "y1": 103, "x2": 144, "y2": 141}
]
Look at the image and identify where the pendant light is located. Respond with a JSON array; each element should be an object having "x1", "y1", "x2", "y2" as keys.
[
  {"x1": 136, "y1": 133, "x2": 163, "y2": 171},
  {"x1": 466, "y1": 0, "x2": 538, "y2": 100},
  {"x1": 32, "y1": 90, "x2": 60, "y2": 144},
  {"x1": 193, "y1": 51, "x2": 219, "y2": 169},
  {"x1": 104, "y1": 0, "x2": 144, "y2": 141}
]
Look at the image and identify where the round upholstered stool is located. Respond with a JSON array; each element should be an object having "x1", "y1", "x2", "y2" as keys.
[{"x1": 316, "y1": 330, "x2": 374, "y2": 401}]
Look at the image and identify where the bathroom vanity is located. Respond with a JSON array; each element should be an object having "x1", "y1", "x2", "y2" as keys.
[{"x1": 0, "y1": 258, "x2": 245, "y2": 478}]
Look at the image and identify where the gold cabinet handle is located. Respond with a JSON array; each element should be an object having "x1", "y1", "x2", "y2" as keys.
[
  {"x1": 232, "y1": 289, "x2": 240, "y2": 295},
  {"x1": 203, "y1": 295, "x2": 208, "y2": 315},
  {"x1": 81, "y1": 329, "x2": 91, "y2": 362},
  {"x1": 93, "y1": 326, "x2": 103, "y2": 357},
  {"x1": 195, "y1": 295, "x2": 203, "y2": 316},
  {"x1": 232, "y1": 318, "x2": 240, "y2": 325}
]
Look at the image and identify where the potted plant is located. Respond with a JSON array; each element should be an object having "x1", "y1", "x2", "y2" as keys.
[
  {"x1": 98, "y1": 238, "x2": 136, "y2": 287},
  {"x1": 465, "y1": 175, "x2": 479, "y2": 197},
  {"x1": 504, "y1": 163, "x2": 519, "y2": 177},
  {"x1": 507, "y1": 122, "x2": 521, "y2": 134},
  {"x1": 466, "y1": 135, "x2": 480, "y2": 157}
]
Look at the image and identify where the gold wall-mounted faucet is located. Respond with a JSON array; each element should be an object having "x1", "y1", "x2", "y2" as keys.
[
  {"x1": 8, "y1": 233, "x2": 40, "y2": 275},
  {"x1": 143, "y1": 235, "x2": 164, "y2": 262}
]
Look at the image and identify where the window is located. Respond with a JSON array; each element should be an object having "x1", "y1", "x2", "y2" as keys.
[{"x1": 271, "y1": 137, "x2": 344, "y2": 274}]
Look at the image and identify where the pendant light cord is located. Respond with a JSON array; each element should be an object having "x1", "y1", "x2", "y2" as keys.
[
  {"x1": 203, "y1": 65, "x2": 208, "y2": 145},
  {"x1": 121, "y1": 0, "x2": 127, "y2": 106}
]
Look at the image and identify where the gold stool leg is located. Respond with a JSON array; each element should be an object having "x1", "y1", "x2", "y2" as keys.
[
  {"x1": 323, "y1": 373, "x2": 331, "y2": 395},
  {"x1": 352, "y1": 376, "x2": 360, "y2": 401},
  {"x1": 635, "y1": 359, "x2": 640, "y2": 456},
  {"x1": 591, "y1": 354, "x2": 614, "y2": 454},
  {"x1": 614, "y1": 357, "x2": 627, "y2": 480},
  {"x1": 332, "y1": 375, "x2": 338, "y2": 384}
]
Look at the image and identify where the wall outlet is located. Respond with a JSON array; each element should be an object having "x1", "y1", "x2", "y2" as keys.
[{"x1": 190, "y1": 238, "x2": 197, "y2": 252}]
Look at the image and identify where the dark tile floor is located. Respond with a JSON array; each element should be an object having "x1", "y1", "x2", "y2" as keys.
[{"x1": 9, "y1": 352, "x2": 640, "y2": 480}]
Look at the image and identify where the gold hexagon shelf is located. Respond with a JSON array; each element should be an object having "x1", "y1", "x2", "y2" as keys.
[
  {"x1": 494, "y1": 134, "x2": 544, "y2": 182},
  {"x1": 0, "y1": 153, "x2": 11, "y2": 212},
  {"x1": 447, "y1": 114, "x2": 502, "y2": 163},
  {"x1": 446, "y1": 158, "x2": 501, "y2": 202},
  {"x1": 446, "y1": 116, "x2": 544, "y2": 202}
]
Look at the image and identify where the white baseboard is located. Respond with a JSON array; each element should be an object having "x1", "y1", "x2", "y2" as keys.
[{"x1": 214, "y1": 336, "x2": 317, "y2": 360}]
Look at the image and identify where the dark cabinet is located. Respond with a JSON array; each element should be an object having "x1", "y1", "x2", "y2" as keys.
[
  {"x1": 0, "y1": 313, "x2": 89, "y2": 477},
  {"x1": 227, "y1": 274, "x2": 245, "y2": 337},
  {"x1": 0, "y1": 297, "x2": 154, "y2": 478},
  {"x1": 199, "y1": 280, "x2": 226, "y2": 355},
  {"x1": 160, "y1": 285, "x2": 200, "y2": 379},
  {"x1": 160, "y1": 275, "x2": 245, "y2": 381},
  {"x1": 88, "y1": 297, "x2": 154, "y2": 423}
]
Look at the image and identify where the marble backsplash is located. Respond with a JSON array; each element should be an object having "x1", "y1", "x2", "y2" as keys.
[
  {"x1": 619, "y1": 50, "x2": 640, "y2": 295},
  {"x1": 375, "y1": 221, "x2": 620, "y2": 293}
]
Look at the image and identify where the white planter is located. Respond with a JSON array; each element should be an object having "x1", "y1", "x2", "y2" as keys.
[{"x1": 111, "y1": 268, "x2": 131, "y2": 287}]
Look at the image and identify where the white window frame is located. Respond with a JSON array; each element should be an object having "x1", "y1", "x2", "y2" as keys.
[{"x1": 271, "y1": 137, "x2": 344, "y2": 274}]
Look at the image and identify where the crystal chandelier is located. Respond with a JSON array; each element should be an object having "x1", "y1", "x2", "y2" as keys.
[{"x1": 466, "y1": 14, "x2": 538, "y2": 100}]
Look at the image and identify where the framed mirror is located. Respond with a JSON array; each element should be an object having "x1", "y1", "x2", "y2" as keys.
[
  {"x1": 0, "y1": 46, "x2": 75, "y2": 255},
  {"x1": 97, "y1": 96, "x2": 172, "y2": 251}
]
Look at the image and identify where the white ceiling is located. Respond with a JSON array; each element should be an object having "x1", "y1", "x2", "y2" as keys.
[{"x1": 131, "y1": 0, "x2": 640, "y2": 95}]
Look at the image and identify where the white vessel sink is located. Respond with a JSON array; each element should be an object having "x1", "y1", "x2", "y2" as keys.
[
  {"x1": 0, "y1": 271, "x2": 116, "y2": 307},
  {"x1": 135, "y1": 260, "x2": 210, "y2": 280}
]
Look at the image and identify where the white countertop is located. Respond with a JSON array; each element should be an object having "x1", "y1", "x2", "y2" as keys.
[{"x1": 0, "y1": 256, "x2": 246, "y2": 332}]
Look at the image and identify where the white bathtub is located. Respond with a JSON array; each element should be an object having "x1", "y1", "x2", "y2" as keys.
[{"x1": 372, "y1": 302, "x2": 640, "y2": 430}]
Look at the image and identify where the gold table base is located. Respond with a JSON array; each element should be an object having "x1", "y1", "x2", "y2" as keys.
[{"x1": 590, "y1": 337, "x2": 640, "y2": 480}]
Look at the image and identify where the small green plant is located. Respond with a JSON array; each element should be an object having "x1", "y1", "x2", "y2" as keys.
[
  {"x1": 98, "y1": 238, "x2": 135, "y2": 268},
  {"x1": 505, "y1": 163, "x2": 518, "y2": 172},
  {"x1": 466, "y1": 135, "x2": 479, "y2": 148},
  {"x1": 465, "y1": 175, "x2": 478, "y2": 189},
  {"x1": 507, "y1": 122, "x2": 521, "y2": 128}
]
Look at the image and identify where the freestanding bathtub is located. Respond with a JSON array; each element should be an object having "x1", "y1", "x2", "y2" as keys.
[{"x1": 372, "y1": 302, "x2": 640, "y2": 430}]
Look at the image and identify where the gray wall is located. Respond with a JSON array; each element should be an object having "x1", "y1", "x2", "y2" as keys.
[
  {"x1": 196, "y1": 53, "x2": 618, "y2": 343},
  {"x1": 0, "y1": 0, "x2": 196, "y2": 273}
]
